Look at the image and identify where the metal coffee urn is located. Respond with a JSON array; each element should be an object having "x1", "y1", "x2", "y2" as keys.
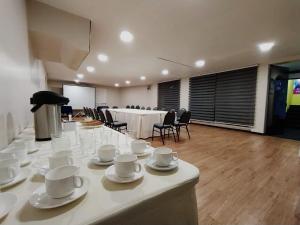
[{"x1": 30, "y1": 91, "x2": 69, "y2": 141}]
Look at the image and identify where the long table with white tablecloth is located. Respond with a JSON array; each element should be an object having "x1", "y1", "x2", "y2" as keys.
[
  {"x1": 0, "y1": 124, "x2": 199, "y2": 225},
  {"x1": 108, "y1": 108, "x2": 168, "y2": 139}
]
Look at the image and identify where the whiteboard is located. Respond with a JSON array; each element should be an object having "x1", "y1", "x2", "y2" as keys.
[{"x1": 63, "y1": 85, "x2": 95, "y2": 109}]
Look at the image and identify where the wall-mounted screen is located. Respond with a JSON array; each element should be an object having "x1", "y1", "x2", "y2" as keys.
[
  {"x1": 63, "y1": 85, "x2": 95, "y2": 109},
  {"x1": 293, "y1": 79, "x2": 300, "y2": 94}
]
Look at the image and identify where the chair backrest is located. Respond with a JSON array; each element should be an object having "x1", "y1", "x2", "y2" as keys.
[
  {"x1": 89, "y1": 108, "x2": 96, "y2": 119},
  {"x1": 141, "y1": 106, "x2": 145, "y2": 110},
  {"x1": 163, "y1": 111, "x2": 175, "y2": 125},
  {"x1": 93, "y1": 109, "x2": 100, "y2": 120},
  {"x1": 179, "y1": 111, "x2": 191, "y2": 123},
  {"x1": 135, "y1": 105, "x2": 140, "y2": 109},
  {"x1": 146, "y1": 107, "x2": 151, "y2": 110},
  {"x1": 105, "y1": 110, "x2": 114, "y2": 123},
  {"x1": 177, "y1": 108, "x2": 186, "y2": 119},
  {"x1": 112, "y1": 106, "x2": 118, "y2": 109},
  {"x1": 97, "y1": 109, "x2": 106, "y2": 123},
  {"x1": 83, "y1": 107, "x2": 88, "y2": 116},
  {"x1": 131, "y1": 105, "x2": 135, "y2": 109},
  {"x1": 61, "y1": 106, "x2": 73, "y2": 116},
  {"x1": 153, "y1": 107, "x2": 158, "y2": 110},
  {"x1": 126, "y1": 105, "x2": 130, "y2": 109}
]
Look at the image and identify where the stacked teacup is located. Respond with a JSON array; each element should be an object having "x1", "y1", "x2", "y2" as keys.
[{"x1": 131, "y1": 140, "x2": 151, "y2": 156}]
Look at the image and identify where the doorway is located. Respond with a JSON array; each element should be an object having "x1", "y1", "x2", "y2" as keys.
[{"x1": 266, "y1": 60, "x2": 300, "y2": 141}]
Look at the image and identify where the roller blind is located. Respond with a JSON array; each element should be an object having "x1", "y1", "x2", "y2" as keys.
[
  {"x1": 189, "y1": 75, "x2": 216, "y2": 121},
  {"x1": 215, "y1": 67, "x2": 257, "y2": 126},
  {"x1": 158, "y1": 80, "x2": 180, "y2": 111}
]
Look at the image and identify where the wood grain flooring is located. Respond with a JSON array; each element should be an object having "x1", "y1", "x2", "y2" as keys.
[{"x1": 149, "y1": 124, "x2": 300, "y2": 225}]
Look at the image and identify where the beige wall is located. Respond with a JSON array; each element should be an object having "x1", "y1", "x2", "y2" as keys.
[
  {"x1": 119, "y1": 85, "x2": 158, "y2": 108},
  {"x1": 0, "y1": 0, "x2": 47, "y2": 149}
]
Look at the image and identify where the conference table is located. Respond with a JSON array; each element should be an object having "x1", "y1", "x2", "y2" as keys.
[
  {"x1": 108, "y1": 108, "x2": 168, "y2": 139},
  {"x1": 0, "y1": 123, "x2": 200, "y2": 225}
]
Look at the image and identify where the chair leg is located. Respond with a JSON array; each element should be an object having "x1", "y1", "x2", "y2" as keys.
[
  {"x1": 171, "y1": 127, "x2": 176, "y2": 142},
  {"x1": 186, "y1": 124, "x2": 190, "y2": 139},
  {"x1": 160, "y1": 129, "x2": 164, "y2": 145},
  {"x1": 152, "y1": 127, "x2": 154, "y2": 141},
  {"x1": 168, "y1": 128, "x2": 170, "y2": 138},
  {"x1": 176, "y1": 126, "x2": 179, "y2": 141}
]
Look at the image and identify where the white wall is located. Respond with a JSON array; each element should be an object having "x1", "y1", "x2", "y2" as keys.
[
  {"x1": 251, "y1": 65, "x2": 269, "y2": 133},
  {"x1": 119, "y1": 85, "x2": 158, "y2": 108},
  {"x1": 0, "y1": 0, "x2": 47, "y2": 149}
]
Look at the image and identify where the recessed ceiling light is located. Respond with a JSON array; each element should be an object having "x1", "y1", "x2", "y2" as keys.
[
  {"x1": 97, "y1": 54, "x2": 109, "y2": 62},
  {"x1": 161, "y1": 69, "x2": 169, "y2": 75},
  {"x1": 74, "y1": 79, "x2": 80, "y2": 83},
  {"x1": 114, "y1": 83, "x2": 120, "y2": 87},
  {"x1": 258, "y1": 42, "x2": 275, "y2": 52},
  {"x1": 77, "y1": 73, "x2": 84, "y2": 79},
  {"x1": 120, "y1": 30, "x2": 134, "y2": 43},
  {"x1": 86, "y1": 66, "x2": 95, "y2": 73},
  {"x1": 195, "y1": 60, "x2": 205, "y2": 68},
  {"x1": 140, "y1": 76, "x2": 146, "y2": 80},
  {"x1": 125, "y1": 80, "x2": 131, "y2": 84}
]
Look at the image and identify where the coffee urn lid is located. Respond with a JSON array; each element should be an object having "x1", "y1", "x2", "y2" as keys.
[{"x1": 30, "y1": 91, "x2": 69, "y2": 112}]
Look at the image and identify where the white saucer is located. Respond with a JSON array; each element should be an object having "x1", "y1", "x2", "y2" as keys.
[
  {"x1": 0, "y1": 168, "x2": 30, "y2": 189},
  {"x1": 0, "y1": 193, "x2": 17, "y2": 219},
  {"x1": 27, "y1": 148, "x2": 39, "y2": 154},
  {"x1": 146, "y1": 158, "x2": 178, "y2": 171},
  {"x1": 133, "y1": 147, "x2": 152, "y2": 157},
  {"x1": 105, "y1": 165, "x2": 144, "y2": 183},
  {"x1": 29, "y1": 177, "x2": 89, "y2": 209},
  {"x1": 90, "y1": 157, "x2": 114, "y2": 166},
  {"x1": 20, "y1": 158, "x2": 31, "y2": 167}
]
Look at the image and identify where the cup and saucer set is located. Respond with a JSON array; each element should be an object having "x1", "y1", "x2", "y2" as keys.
[
  {"x1": 146, "y1": 147, "x2": 179, "y2": 171},
  {"x1": 32, "y1": 150, "x2": 76, "y2": 176},
  {"x1": 90, "y1": 145, "x2": 116, "y2": 166},
  {"x1": 29, "y1": 165, "x2": 88, "y2": 209},
  {"x1": 0, "y1": 153, "x2": 30, "y2": 189},
  {"x1": 105, "y1": 154, "x2": 143, "y2": 183},
  {"x1": 130, "y1": 140, "x2": 153, "y2": 157}
]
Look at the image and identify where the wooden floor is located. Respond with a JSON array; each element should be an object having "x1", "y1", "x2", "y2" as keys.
[{"x1": 149, "y1": 124, "x2": 300, "y2": 225}]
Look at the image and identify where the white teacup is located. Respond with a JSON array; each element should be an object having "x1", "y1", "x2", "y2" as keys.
[
  {"x1": 131, "y1": 140, "x2": 150, "y2": 154},
  {"x1": 114, "y1": 154, "x2": 141, "y2": 178},
  {"x1": 5, "y1": 147, "x2": 27, "y2": 163},
  {"x1": 97, "y1": 145, "x2": 116, "y2": 162},
  {"x1": 45, "y1": 166, "x2": 83, "y2": 198},
  {"x1": 154, "y1": 147, "x2": 178, "y2": 167},
  {"x1": 48, "y1": 150, "x2": 74, "y2": 169},
  {"x1": 0, "y1": 159, "x2": 20, "y2": 185}
]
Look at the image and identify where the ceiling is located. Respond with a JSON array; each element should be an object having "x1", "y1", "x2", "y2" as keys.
[{"x1": 39, "y1": 0, "x2": 300, "y2": 87}]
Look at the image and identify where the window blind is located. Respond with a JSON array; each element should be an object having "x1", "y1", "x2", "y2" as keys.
[{"x1": 158, "y1": 80, "x2": 180, "y2": 111}]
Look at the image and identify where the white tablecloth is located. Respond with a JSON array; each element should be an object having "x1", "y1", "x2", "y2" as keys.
[
  {"x1": 0, "y1": 124, "x2": 200, "y2": 225},
  {"x1": 108, "y1": 108, "x2": 168, "y2": 139}
]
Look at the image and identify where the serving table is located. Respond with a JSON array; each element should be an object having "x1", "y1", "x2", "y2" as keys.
[
  {"x1": 108, "y1": 108, "x2": 168, "y2": 139},
  {"x1": 0, "y1": 124, "x2": 199, "y2": 225}
]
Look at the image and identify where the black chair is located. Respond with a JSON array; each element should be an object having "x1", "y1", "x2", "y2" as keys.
[
  {"x1": 83, "y1": 107, "x2": 89, "y2": 117},
  {"x1": 97, "y1": 109, "x2": 107, "y2": 125},
  {"x1": 153, "y1": 107, "x2": 158, "y2": 110},
  {"x1": 177, "y1": 108, "x2": 186, "y2": 121},
  {"x1": 112, "y1": 106, "x2": 118, "y2": 109},
  {"x1": 141, "y1": 106, "x2": 145, "y2": 110},
  {"x1": 135, "y1": 105, "x2": 140, "y2": 109},
  {"x1": 152, "y1": 111, "x2": 176, "y2": 144},
  {"x1": 175, "y1": 111, "x2": 191, "y2": 140},
  {"x1": 61, "y1": 106, "x2": 73, "y2": 117},
  {"x1": 130, "y1": 105, "x2": 135, "y2": 109},
  {"x1": 88, "y1": 108, "x2": 96, "y2": 119},
  {"x1": 146, "y1": 107, "x2": 151, "y2": 110},
  {"x1": 126, "y1": 105, "x2": 130, "y2": 109},
  {"x1": 105, "y1": 110, "x2": 127, "y2": 132},
  {"x1": 93, "y1": 109, "x2": 100, "y2": 120}
]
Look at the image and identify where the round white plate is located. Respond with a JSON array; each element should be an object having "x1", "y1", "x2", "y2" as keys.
[
  {"x1": 90, "y1": 157, "x2": 113, "y2": 166},
  {"x1": 0, "y1": 168, "x2": 30, "y2": 189},
  {"x1": 105, "y1": 165, "x2": 144, "y2": 183},
  {"x1": 29, "y1": 177, "x2": 89, "y2": 209},
  {"x1": 0, "y1": 193, "x2": 17, "y2": 219},
  {"x1": 20, "y1": 158, "x2": 31, "y2": 167},
  {"x1": 133, "y1": 147, "x2": 153, "y2": 157},
  {"x1": 27, "y1": 148, "x2": 39, "y2": 154},
  {"x1": 146, "y1": 158, "x2": 178, "y2": 171}
]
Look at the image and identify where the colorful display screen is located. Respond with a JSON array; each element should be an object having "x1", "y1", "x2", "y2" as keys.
[{"x1": 293, "y1": 79, "x2": 300, "y2": 94}]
